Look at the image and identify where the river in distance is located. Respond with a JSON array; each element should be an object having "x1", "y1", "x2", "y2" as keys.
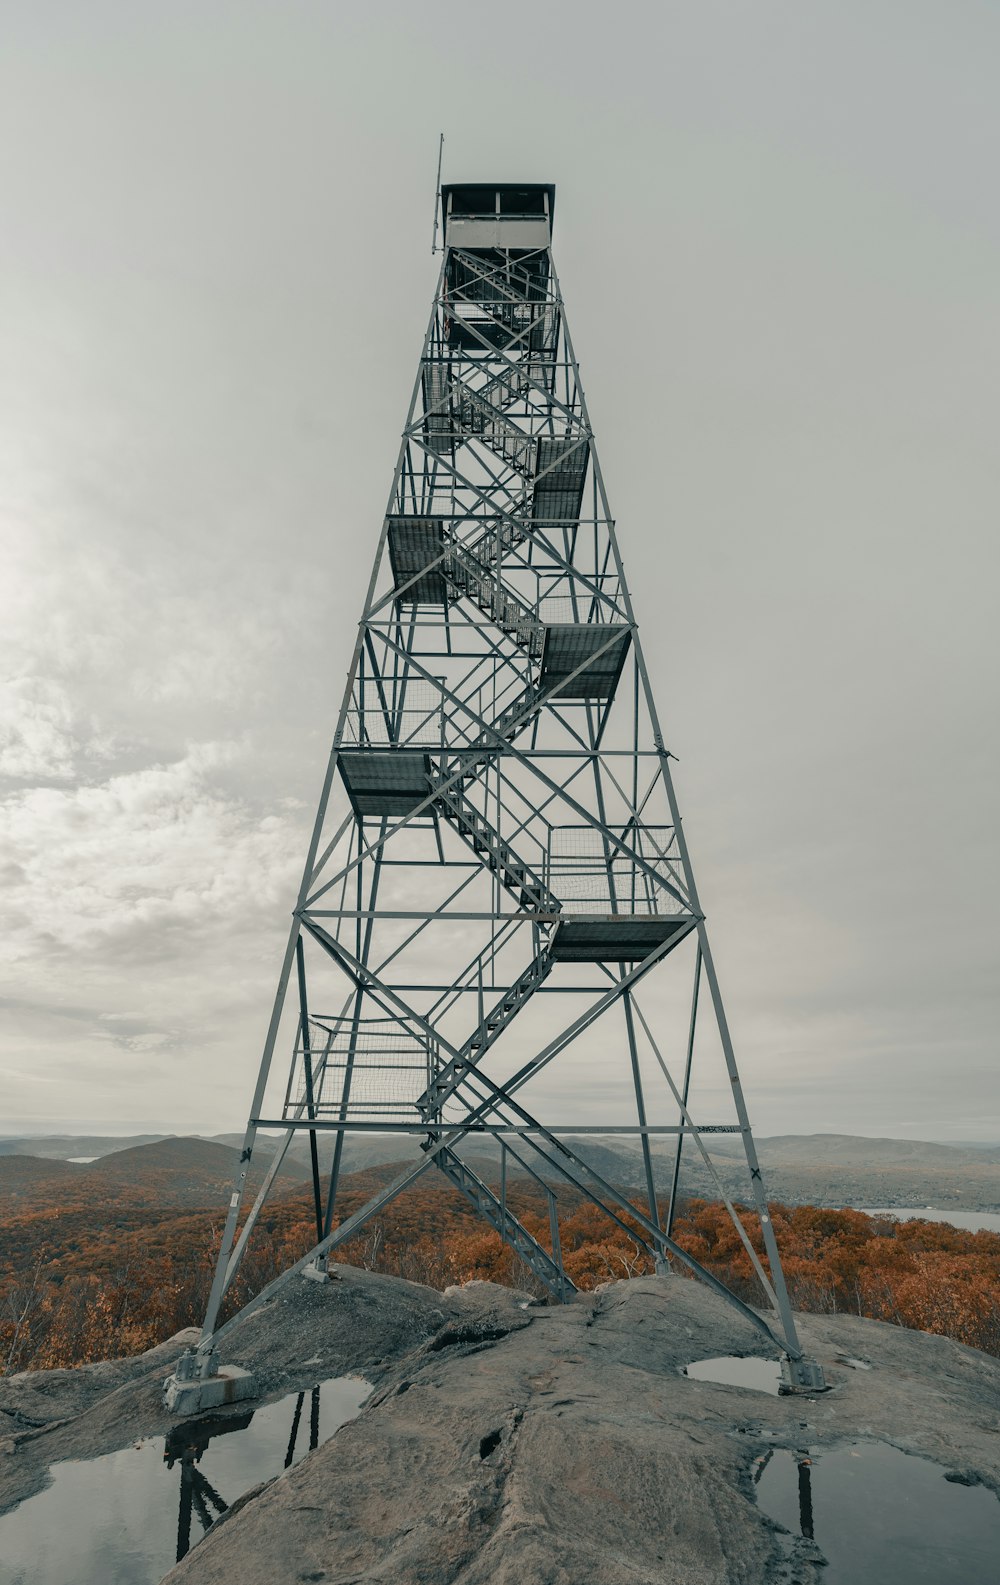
[{"x1": 854, "y1": 1206, "x2": 1000, "y2": 1234}]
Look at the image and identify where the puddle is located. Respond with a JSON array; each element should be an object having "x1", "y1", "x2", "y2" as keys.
[
  {"x1": 682, "y1": 1355, "x2": 782, "y2": 1395},
  {"x1": 0, "y1": 1375, "x2": 369, "y2": 1585},
  {"x1": 755, "y1": 1440, "x2": 1000, "y2": 1583}
]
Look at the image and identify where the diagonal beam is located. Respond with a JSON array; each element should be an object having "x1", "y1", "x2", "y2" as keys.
[
  {"x1": 305, "y1": 626, "x2": 651, "y2": 906},
  {"x1": 203, "y1": 1149, "x2": 452, "y2": 1356},
  {"x1": 429, "y1": 1054, "x2": 786, "y2": 1351},
  {"x1": 346, "y1": 629, "x2": 689, "y2": 911},
  {"x1": 621, "y1": 984, "x2": 780, "y2": 1312},
  {"x1": 433, "y1": 923, "x2": 697, "y2": 1115}
]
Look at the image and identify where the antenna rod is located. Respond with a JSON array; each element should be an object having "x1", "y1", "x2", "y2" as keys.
[{"x1": 431, "y1": 132, "x2": 444, "y2": 255}]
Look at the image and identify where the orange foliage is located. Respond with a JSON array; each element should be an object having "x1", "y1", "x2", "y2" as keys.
[{"x1": 2, "y1": 1167, "x2": 999, "y2": 1374}]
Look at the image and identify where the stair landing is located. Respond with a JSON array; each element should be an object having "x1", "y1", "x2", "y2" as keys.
[{"x1": 549, "y1": 914, "x2": 691, "y2": 963}]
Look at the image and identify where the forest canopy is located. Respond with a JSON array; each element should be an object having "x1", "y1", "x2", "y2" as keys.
[{"x1": 3, "y1": 1163, "x2": 999, "y2": 1375}]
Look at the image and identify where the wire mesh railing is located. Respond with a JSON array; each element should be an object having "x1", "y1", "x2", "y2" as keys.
[
  {"x1": 545, "y1": 825, "x2": 687, "y2": 916},
  {"x1": 534, "y1": 592, "x2": 627, "y2": 627},
  {"x1": 340, "y1": 680, "x2": 446, "y2": 748},
  {"x1": 289, "y1": 1018, "x2": 439, "y2": 1122}
]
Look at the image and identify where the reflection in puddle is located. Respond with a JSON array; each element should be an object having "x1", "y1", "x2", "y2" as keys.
[
  {"x1": 165, "y1": 1407, "x2": 254, "y2": 1559},
  {"x1": 755, "y1": 1440, "x2": 1000, "y2": 1584},
  {"x1": 165, "y1": 1385, "x2": 327, "y2": 1562},
  {"x1": 0, "y1": 1375, "x2": 369, "y2": 1585},
  {"x1": 683, "y1": 1354, "x2": 782, "y2": 1395}
]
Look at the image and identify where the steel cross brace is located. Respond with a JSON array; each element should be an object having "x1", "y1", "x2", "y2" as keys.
[
  {"x1": 424, "y1": 1056, "x2": 788, "y2": 1353},
  {"x1": 316, "y1": 624, "x2": 689, "y2": 912},
  {"x1": 305, "y1": 625, "x2": 678, "y2": 909},
  {"x1": 207, "y1": 937, "x2": 785, "y2": 1358}
]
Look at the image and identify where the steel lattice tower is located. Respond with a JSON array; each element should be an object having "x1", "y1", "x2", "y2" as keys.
[{"x1": 167, "y1": 181, "x2": 823, "y2": 1412}]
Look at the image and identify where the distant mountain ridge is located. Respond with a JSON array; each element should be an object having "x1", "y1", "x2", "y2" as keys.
[
  {"x1": 0, "y1": 1136, "x2": 310, "y2": 1211},
  {"x1": 706, "y1": 1133, "x2": 1000, "y2": 1168},
  {"x1": 1, "y1": 1130, "x2": 997, "y2": 1213},
  {"x1": 0, "y1": 1134, "x2": 166, "y2": 1160},
  {"x1": 4, "y1": 1129, "x2": 998, "y2": 1162}
]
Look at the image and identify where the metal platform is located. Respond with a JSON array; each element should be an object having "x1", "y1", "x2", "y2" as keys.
[
  {"x1": 422, "y1": 362, "x2": 452, "y2": 452},
  {"x1": 539, "y1": 622, "x2": 631, "y2": 699},
  {"x1": 532, "y1": 437, "x2": 589, "y2": 524},
  {"x1": 337, "y1": 749, "x2": 431, "y2": 816},
  {"x1": 549, "y1": 914, "x2": 692, "y2": 963},
  {"x1": 388, "y1": 516, "x2": 446, "y2": 603}
]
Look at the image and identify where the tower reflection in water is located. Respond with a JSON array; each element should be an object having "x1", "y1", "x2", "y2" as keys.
[
  {"x1": 164, "y1": 1385, "x2": 323, "y2": 1561},
  {"x1": 753, "y1": 1448, "x2": 815, "y2": 1541}
]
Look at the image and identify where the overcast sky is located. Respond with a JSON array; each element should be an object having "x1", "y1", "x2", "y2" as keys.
[{"x1": 1, "y1": 2, "x2": 997, "y2": 1143}]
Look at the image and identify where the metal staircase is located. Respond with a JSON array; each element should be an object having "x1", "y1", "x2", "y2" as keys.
[
  {"x1": 430, "y1": 1145, "x2": 575, "y2": 1301},
  {"x1": 447, "y1": 247, "x2": 549, "y2": 306},
  {"x1": 430, "y1": 775, "x2": 558, "y2": 915},
  {"x1": 466, "y1": 516, "x2": 530, "y2": 564},
  {"x1": 419, "y1": 945, "x2": 554, "y2": 1122},
  {"x1": 443, "y1": 539, "x2": 543, "y2": 656},
  {"x1": 453, "y1": 681, "x2": 543, "y2": 774},
  {"x1": 445, "y1": 248, "x2": 552, "y2": 368},
  {"x1": 451, "y1": 379, "x2": 536, "y2": 475}
]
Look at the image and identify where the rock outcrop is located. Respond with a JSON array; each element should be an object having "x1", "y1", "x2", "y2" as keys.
[{"x1": 3, "y1": 1267, "x2": 1000, "y2": 1583}]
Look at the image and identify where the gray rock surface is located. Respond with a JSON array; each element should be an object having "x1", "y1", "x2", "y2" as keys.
[
  {"x1": 3, "y1": 1268, "x2": 1000, "y2": 1583},
  {"x1": 0, "y1": 1265, "x2": 452, "y2": 1512},
  {"x1": 0, "y1": 1327, "x2": 200, "y2": 1434}
]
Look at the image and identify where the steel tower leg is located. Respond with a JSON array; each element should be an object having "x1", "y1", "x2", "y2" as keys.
[{"x1": 665, "y1": 944, "x2": 701, "y2": 1241}]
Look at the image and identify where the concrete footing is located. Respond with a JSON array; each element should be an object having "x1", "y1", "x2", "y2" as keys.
[
  {"x1": 780, "y1": 1355, "x2": 828, "y2": 1394},
  {"x1": 163, "y1": 1362, "x2": 257, "y2": 1416},
  {"x1": 302, "y1": 1260, "x2": 333, "y2": 1284}
]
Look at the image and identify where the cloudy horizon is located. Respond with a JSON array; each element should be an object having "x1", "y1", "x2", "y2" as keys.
[{"x1": 2, "y1": 2, "x2": 997, "y2": 1144}]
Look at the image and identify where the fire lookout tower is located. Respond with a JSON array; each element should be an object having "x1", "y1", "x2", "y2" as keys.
[{"x1": 166, "y1": 179, "x2": 824, "y2": 1412}]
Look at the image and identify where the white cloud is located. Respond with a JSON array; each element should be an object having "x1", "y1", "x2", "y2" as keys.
[
  {"x1": 1, "y1": 7, "x2": 998, "y2": 1138},
  {"x1": 91, "y1": 1026, "x2": 178, "y2": 1053},
  {"x1": 0, "y1": 739, "x2": 302, "y2": 963},
  {"x1": 0, "y1": 674, "x2": 80, "y2": 780}
]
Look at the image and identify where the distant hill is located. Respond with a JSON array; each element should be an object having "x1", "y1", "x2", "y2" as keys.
[
  {"x1": 667, "y1": 1134, "x2": 1000, "y2": 1212},
  {"x1": 91, "y1": 1137, "x2": 248, "y2": 1179},
  {"x1": 85, "y1": 1136, "x2": 310, "y2": 1206},
  {"x1": 3, "y1": 1130, "x2": 998, "y2": 1213},
  {"x1": 0, "y1": 1137, "x2": 310, "y2": 1216},
  {"x1": 280, "y1": 1131, "x2": 999, "y2": 1213},
  {"x1": 708, "y1": 1133, "x2": 1000, "y2": 1169},
  {"x1": 0, "y1": 1134, "x2": 167, "y2": 1160},
  {"x1": 0, "y1": 1154, "x2": 85, "y2": 1206}
]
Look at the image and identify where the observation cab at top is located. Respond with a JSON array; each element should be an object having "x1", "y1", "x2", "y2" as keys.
[
  {"x1": 441, "y1": 182, "x2": 554, "y2": 342},
  {"x1": 442, "y1": 182, "x2": 554, "y2": 249}
]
